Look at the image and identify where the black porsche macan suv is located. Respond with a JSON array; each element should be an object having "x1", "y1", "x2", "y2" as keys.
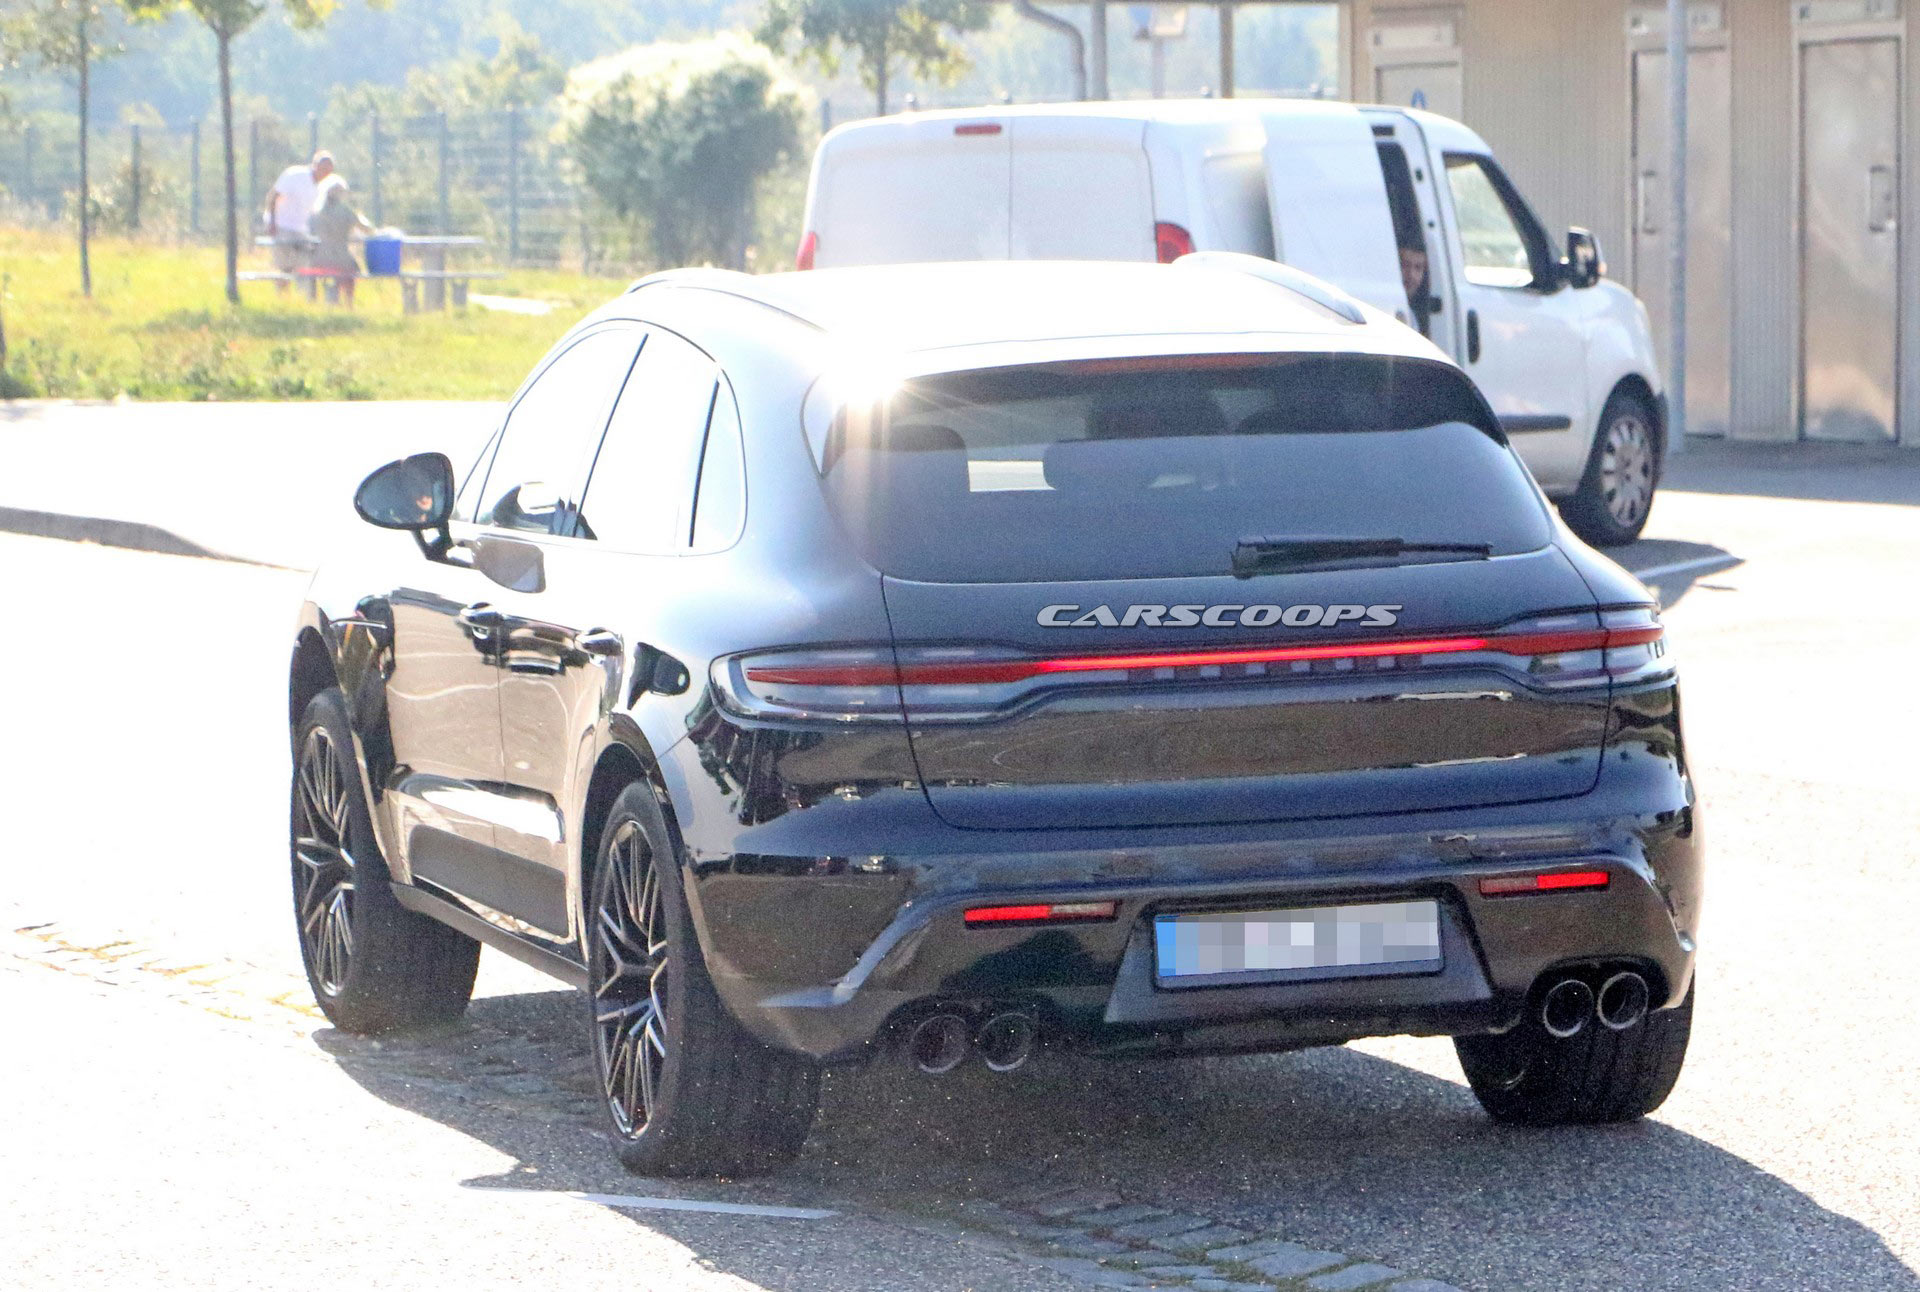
[{"x1": 288, "y1": 260, "x2": 1700, "y2": 1176}]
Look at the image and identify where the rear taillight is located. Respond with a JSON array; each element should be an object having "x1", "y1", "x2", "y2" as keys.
[
  {"x1": 1154, "y1": 221, "x2": 1194, "y2": 263},
  {"x1": 795, "y1": 230, "x2": 818, "y2": 271},
  {"x1": 711, "y1": 611, "x2": 1670, "y2": 724}
]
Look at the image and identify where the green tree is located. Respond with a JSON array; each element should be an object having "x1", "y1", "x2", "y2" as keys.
[
  {"x1": 757, "y1": 0, "x2": 993, "y2": 115},
  {"x1": 120, "y1": 0, "x2": 347, "y2": 304},
  {"x1": 557, "y1": 33, "x2": 811, "y2": 269},
  {"x1": 2, "y1": 0, "x2": 119, "y2": 295}
]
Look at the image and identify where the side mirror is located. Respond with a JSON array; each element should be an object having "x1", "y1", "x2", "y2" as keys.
[
  {"x1": 355, "y1": 452, "x2": 456, "y2": 560},
  {"x1": 1562, "y1": 227, "x2": 1605, "y2": 289}
]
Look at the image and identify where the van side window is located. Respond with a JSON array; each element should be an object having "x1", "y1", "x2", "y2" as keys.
[
  {"x1": 1376, "y1": 142, "x2": 1431, "y2": 333},
  {"x1": 1445, "y1": 154, "x2": 1550, "y2": 289}
]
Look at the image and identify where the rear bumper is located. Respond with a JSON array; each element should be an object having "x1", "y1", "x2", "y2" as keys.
[{"x1": 683, "y1": 753, "x2": 1702, "y2": 1063}]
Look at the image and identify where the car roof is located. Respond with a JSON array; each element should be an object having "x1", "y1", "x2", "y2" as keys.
[{"x1": 626, "y1": 260, "x2": 1443, "y2": 364}]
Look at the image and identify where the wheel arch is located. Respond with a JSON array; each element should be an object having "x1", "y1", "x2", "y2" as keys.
[
  {"x1": 289, "y1": 626, "x2": 341, "y2": 742},
  {"x1": 576, "y1": 722, "x2": 687, "y2": 944},
  {"x1": 1606, "y1": 373, "x2": 1665, "y2": 463}
]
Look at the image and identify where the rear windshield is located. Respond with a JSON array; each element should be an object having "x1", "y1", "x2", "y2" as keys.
[{"x1": 815, "y1": 354, "x2": 1551, "y2": 584}]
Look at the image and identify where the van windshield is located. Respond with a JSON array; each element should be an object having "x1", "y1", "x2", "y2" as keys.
[{"x1": 816, "y1": 354, "x2": 1552, "y2": 584}]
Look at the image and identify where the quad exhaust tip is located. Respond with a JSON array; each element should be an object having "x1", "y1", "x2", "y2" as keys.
[
  {"x1": 976, "y1": 1011, "x2": 1038, "y2": 1073},
  {"x1": 1596, "y1": 971, "x2": 1650, "y2": 1031},
  {"x1": 907, "y1": 1012, "x2": 973, "y2": 1075},
  {"x1": 1540, "y1": 977, "x2": 1596, "y2": 1038}
]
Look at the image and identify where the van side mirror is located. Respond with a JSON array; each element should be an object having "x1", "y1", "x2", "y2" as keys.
[
  {"x1": 355, "y1": 451, "x2": 456, "y2": 560},
  {"x1": 1563, "y1": 227, "x2": 1605, "y2": 289}
]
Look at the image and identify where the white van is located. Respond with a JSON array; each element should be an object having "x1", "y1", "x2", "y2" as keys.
[{"x1": 797, "y1": 100, "x2": 1666, "y2": 545}]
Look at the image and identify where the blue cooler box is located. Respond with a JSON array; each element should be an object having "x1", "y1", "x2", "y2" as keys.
[{"x1": 364, "y1": 236, "x2": 403, "y2": 276}]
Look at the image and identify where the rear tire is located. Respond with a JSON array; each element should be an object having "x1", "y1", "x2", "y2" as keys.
[
  {"x1": 1561, "y1": 389, "x2": 1661, "y2": 547},
  {"x1": 292, "y1": 688, "x2": 480, "y2": 1033},
  {"x1": 586, "y1": 782, "x2": 819, "y2": 1177},
  {"x1": 1455, "y1": 979, "x2": 1693, "y2": 1125}
]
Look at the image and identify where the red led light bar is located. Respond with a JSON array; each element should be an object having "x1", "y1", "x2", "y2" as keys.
[
  {"x1": 1478, "y1": 870, "x2": 1611, "y2": 897},
  {"x1": 743, "y1": 628, "x2": 1626, "y2": 689},
  {"x1": 964, "y1": 900, "x2": 1119, "y2": 926}
]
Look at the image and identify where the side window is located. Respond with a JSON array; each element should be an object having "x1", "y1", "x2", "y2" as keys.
[
  {"x1": 452, "y1": 426, "x2": 500, "y2": 523},
  {"x1": 575, "y1": 329, "x2": 720, "y2": 552},
  {"x1": 1445, "y1": 154, "x2": 1546, "y2": 289},
  {"x1": 691, "y1": 381, "x2": 746, "y2": 551},
  {"x1": 477, "y1": 327, "x2": 641, "y2": 535}
]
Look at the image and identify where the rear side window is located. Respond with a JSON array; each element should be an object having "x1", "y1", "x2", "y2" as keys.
[{"x1": 816, "y1": 355, "x2": 1549, "y2": 584}]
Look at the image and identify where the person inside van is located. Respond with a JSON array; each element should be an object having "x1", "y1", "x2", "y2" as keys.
[{"x1": 1399, "y1": 242, "x2": 1431, "y2": 334}]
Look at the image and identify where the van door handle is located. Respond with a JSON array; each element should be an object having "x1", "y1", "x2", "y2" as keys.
[{"x1": 1466, "y1": 309, "x2": 1482, "y2": 363}]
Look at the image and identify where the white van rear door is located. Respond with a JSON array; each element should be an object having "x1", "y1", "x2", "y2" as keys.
[
  {"x1": 1009, "y1": 116, "x2": 1155, "y2": 260},
  {"x1": 812, "y1": 117, "x2": 1010, "y2": 266},
  {"x1": 1260, "y1": 109, "x2": 1407, "y2": 317}
]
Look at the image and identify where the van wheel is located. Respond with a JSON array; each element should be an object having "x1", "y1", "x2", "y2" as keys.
[
  {"x1": 1561, "y1": 390, "x2": 1660, "y2": 546},
  {"x1": 1455, "y1": 980, "x2": 1693, "y2": 1125},
  {"x1": 292, "y1": 688, "x2": 480, "y2": 1033},
  {"x1": 586, "y1": 782, "x2": 820, "y2": 1177}
]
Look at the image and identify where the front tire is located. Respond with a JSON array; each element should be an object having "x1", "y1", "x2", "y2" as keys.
[
  {"x1": 1561, "y1": 389, "x2": 1661, "y2": 547},
  {"x1": 292, "y1": 688, "x2": 479, "y2": 1033},
  {"x1": 586, "y1": 782, "x2": 819, "y2": 1177},
  {"x1": 1455, "y1": 979, "x2": 1693, "y2": 1125}
]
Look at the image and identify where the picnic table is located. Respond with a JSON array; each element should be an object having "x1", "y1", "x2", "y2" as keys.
[{"x1": 251, "y1": 233, "x2": 502, "y2": 311}]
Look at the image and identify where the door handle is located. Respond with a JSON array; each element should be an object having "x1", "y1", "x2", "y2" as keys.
[
  {"x1": 573, "y1": 629, "x2": 624, "y2": 657},
  {"x1": 1868, "y1": 164, "x2": 1896, "y2": 233},
  {"x1": 1466, "y1": 309, "x2": 1482, "y2": 364},
  {"x1": 456, "y1": 602, "x2": 504, "y2": 632}
]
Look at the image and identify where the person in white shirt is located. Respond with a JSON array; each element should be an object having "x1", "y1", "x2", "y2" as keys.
[{"x1": 262, "y1": 151, "x2": 335, "y2": 288}]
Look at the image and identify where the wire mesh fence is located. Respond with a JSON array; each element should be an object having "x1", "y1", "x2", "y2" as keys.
[{"x1": 0, "y1": 107, "x2": 631, "y2": 272}]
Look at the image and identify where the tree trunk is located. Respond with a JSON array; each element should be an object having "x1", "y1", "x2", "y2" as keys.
[
  {"x1": 872, "y1": 31, "x2": 889, "y2": 116},
  {"x1": 218, "y1": 28, "x2": 239, "y2": 306},
  {"x1": 77, "y1": 16, "x2": 91, "y2": 297}
]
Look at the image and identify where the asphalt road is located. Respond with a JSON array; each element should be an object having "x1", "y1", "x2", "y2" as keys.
[{"x1": 2, "y1": 415, "x2": 1917, "y2": 1292}]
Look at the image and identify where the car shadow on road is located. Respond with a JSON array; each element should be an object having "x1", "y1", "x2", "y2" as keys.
[
  {"x1": 1609, "y1": 537, "x2": 1744, "y2": 609},
  {"x1": 316, "y1": 987, "x2": 1913, "y2": 1292}
]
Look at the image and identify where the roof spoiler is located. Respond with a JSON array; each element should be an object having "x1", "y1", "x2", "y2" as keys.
[{"x1": 1173, "y1": 251, "x2": 1369, "y2": 325}]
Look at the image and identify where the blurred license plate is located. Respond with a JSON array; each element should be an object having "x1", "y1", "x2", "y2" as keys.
[{"x1": 1154, "y1": 899, "x2": 1441, "y2": 987}]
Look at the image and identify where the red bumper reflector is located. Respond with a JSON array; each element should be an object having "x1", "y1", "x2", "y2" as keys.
[
  {"x1": 1478, "y1": 870, "x2": 1611, "y2": 897},
  {"x1": 953, "y1": 121, "x2": 1004, "y2": 136},
  {"x1": 965, "y1": 900, "x2": 1119, "y2": 926}
]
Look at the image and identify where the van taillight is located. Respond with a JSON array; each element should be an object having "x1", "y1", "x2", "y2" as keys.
[
  {"x1": 795, "y1": 231, "x2": 818, "y2": 271},
  {"x1": 710, "y1": 614, "x2": 1671, "y2": 725},
  {"x1": 1154, "y1": 221, "x2": 1194, "y2": 263}
]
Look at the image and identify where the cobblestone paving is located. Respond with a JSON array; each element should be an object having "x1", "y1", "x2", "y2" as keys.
[{"x1": 5, "y1": 916, "x2": 1465, "y2": 1292}]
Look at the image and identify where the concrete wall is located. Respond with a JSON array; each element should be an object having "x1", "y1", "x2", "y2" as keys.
[{"x1": 1340, "y1": 0, "x2": 1911, "y2": 446}]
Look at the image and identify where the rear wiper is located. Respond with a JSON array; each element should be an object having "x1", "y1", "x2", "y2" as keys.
[{"x1": 1232, "y1": 535, "x2": 1493, "y2": 577}]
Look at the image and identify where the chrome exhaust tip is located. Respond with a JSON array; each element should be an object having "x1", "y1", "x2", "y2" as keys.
[
  {"x1": 1540, "y1": 978, "x2": 1596, "y2": 1038},
  {"x1": 907, "y1": 1012, "x2": 973, "y2": 1075},
  {"x1": 975, "y1": 1011, "x2": 1038, "y2": 1073},
  {"x1": 1596, "y1": 971, "x2": 1650, "y2": 1031}
]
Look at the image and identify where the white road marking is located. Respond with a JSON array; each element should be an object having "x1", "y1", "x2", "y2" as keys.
[
  {"x1": 1626, "y1": 552, "x2": 1744, "y2": 583},
  {"x1": 473, "y1": 1186, "x2": 837, "y2": 1220}
]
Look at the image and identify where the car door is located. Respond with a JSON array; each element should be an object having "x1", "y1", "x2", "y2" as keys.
[
  {"x1": 415, "y1": 323, "x2": 641, "y2": 938},
  {"x1": 490, "y1": 326, "x2": 723, "y2": 947},
  {"x1": 1436, "y1": 151, "x2": 1591, "y2": 491}
]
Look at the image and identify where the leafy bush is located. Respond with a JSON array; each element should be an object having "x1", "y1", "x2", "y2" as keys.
[{"x1": 556, "y1": 33, "x2": 814, "y2": 269}]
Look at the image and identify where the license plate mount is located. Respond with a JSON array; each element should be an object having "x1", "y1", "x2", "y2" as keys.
[{"x1": 1153, "y1": 899, "x2": 1443, "y2": 989}]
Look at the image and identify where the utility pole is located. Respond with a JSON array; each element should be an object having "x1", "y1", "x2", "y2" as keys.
[
  {"x1": 129, "y1": 123, "x2": 141, "y2": 231},
  {"x1": 1090, "y1": 1, "x2": 1109, "y2": 99}
]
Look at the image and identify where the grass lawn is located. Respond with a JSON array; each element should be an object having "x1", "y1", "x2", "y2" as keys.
[{"x1": 0, "y1": 227, "x2": 635, "y2": 401}]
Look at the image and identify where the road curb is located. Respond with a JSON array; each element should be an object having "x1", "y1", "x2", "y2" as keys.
[{"x1": 0, "y1": 505, "x2": 287, "y2": 568}]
